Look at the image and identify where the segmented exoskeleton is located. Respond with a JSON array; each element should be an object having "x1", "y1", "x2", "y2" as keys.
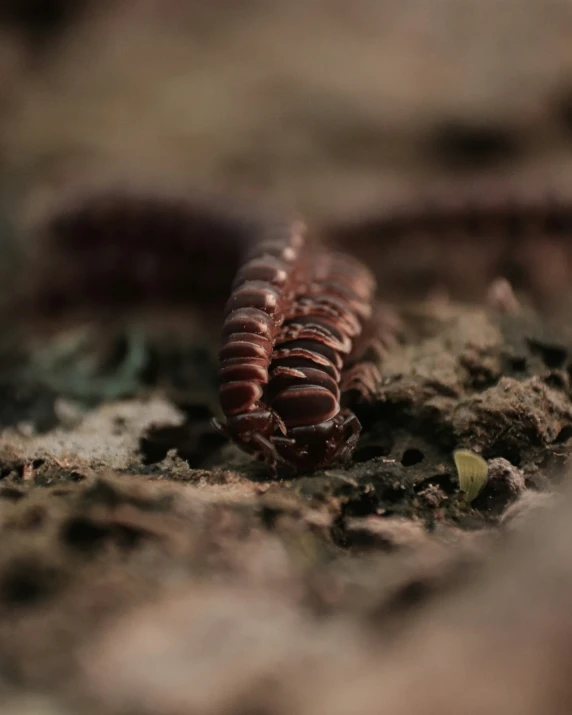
[{"x1": 214, "y1": 222, "x2": 379, "y2": 472}]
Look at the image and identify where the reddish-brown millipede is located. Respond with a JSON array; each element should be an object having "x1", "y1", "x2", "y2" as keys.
[
  {"x1": 327, "y1": 191, "x2": 572, "y2": 307},
  {"x1": 214, "y1": 221, "x2": 380, "y2": 473},
  {"x1": 34, "y1": 191, "x2": 382, "y2": 473}
]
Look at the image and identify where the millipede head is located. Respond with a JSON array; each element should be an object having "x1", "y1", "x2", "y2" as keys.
[{"x1": 271, "y1": 410, "x2": 362, "y2": 472}]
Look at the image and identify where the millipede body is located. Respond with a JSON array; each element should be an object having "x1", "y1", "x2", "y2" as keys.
[
  {"x1": 214, "y1": 221, "x2": 378, "y2": 473},
  {"x1": 328, "y1": 193, "x2": 572, "y2": 306},
  {"x1": 37, "y1": 192, "x2": 379, "y2": 474}
]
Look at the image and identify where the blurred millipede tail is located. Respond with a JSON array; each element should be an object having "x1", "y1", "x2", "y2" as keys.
[{"x1": 326, "y1": 190, "x2": 572, "y2": 308}]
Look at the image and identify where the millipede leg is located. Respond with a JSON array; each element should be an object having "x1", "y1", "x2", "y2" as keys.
[
  {"x1": 335, "y1": 412, "x2": 362, "y2": 463},
  {"x1": 250, "y1": 432, "x2": 286, "y2": 472}
]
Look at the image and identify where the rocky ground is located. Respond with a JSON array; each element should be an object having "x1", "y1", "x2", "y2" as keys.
[{"x1": 2, "y1": 2, "x2": 572, "y2": 714}]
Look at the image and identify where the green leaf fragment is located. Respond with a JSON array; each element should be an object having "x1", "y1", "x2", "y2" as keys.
[{"x1": 453, "y1": 449, "x2": 488, "y2": 503}]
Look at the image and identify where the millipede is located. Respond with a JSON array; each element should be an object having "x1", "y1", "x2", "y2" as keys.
[
  {"x1": 214, "y1": 220, "x2": 381, "y2": 473},
  {"x1": 33, "y1": 190, "x2": 384, "y2": 474},
  {"x1": 33, "y1": 191, "x2": 268, "y2": 312},
  {"x1": 327, "y1": 191, "x2": 572, "y2": 307}
]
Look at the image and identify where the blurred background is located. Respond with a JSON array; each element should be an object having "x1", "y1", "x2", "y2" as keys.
[
  {"x1": 1, "y1": 0, "x2": 572, "y2": 319},
  {"x1": 2, "y1": 0, "x2": 572, "y2": 225}
]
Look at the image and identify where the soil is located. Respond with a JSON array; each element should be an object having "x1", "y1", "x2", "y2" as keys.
[
  {"x1": 0, "y1": 274, "x2": 570, "y2": 714},
  {"x1": 1, "y1": 3, "x2": 572, "y2": 714}
]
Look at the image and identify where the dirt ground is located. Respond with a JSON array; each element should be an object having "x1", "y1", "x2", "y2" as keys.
[{"x1": 2, "y1": 2, "x2": 572, "y2": 714}]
